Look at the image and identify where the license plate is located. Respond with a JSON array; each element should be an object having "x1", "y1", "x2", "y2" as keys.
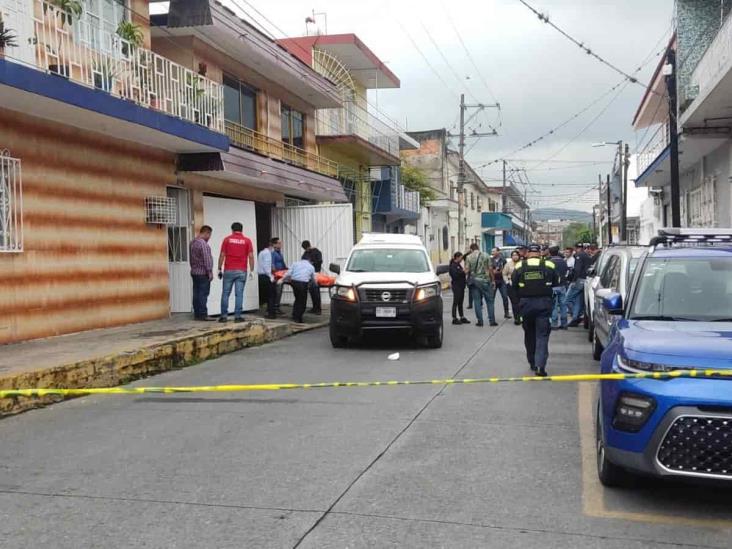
[{"x1": 375, "y1": 307, "x2": 397, "y2": 318}]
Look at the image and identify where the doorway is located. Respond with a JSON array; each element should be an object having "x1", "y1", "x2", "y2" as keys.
[{"x1": 167, "y1": 187, "x2": 192, "y2": 313}]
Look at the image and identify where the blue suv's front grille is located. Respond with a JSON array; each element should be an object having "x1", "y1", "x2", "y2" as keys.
[{"x1": 657, "y1": 416, "x2": 732, "y2": 477}]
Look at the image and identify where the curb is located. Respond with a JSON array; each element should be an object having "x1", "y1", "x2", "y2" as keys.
[{"x1": 0, "y1": 318, "x2": 327, "y2": 417}]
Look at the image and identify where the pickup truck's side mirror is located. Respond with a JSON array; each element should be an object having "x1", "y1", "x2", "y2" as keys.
[
  {"x1": 435, "y1": 264, "x2": 449, "y2": 275},
  {"x1": 599, "y1": 289, "x2": 623, "y2": 315},
  {"x1": 329, "y1": 262, "x2": 341, "y2": 275}
]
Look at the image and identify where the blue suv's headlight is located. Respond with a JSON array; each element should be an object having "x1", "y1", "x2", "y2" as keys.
[
  {"x1": 617, "y1": 355, "x2": 676, "y2": 373},
  {"x1": 613, "y1": 393, "x2": 656, "y2": 432}
]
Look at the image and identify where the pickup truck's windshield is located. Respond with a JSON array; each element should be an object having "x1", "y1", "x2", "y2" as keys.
[
  {"x1": 347, "y1": 249, "x2": 430, "y2": 273},
  {"x1": 629, "y1": 257, "x2": 732, "y2": 321}
]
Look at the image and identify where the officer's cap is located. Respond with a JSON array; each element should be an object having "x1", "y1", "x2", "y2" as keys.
[{"x1": 527, "y1": 243, "x2": 542, "y2": 253}]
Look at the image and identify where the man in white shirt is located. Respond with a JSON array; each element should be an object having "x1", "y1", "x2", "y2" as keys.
[
  {"x1": 257, "y1": 237, "x2": 279, "y2": 319},
  {"x1": 281, "y1": 258, "x2": 316, "y2": 323}
]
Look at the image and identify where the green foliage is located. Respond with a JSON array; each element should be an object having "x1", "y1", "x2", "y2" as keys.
[
  {"x1": 0, "y1": 20, "x2": 18, "y2": 49},
  {"x1": 47, "y1": 0, "x2": 83, "y2": 26},
  {"x1": 400, "y1": 164, "x2": 435, "y2": 207},
  {"x1": 562, "y1": 222, "x2": 593, "y2": 248},
  {"x1": 116, "y1": 21, "x2": 144, "y2": 49}
]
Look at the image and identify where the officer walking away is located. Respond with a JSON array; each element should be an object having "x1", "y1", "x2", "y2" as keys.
[
  {"x1": 548, "y1": 246, "x2": 569, "y2": 330},
  {"x1": 491, "y1": 248, "x2": 511, "y2": 320},
  {"x1": 301, "y1": 240, "x2": 323, "y2": 315},
  {"x1": 512, "y1": 243, "x2": 560, "y2": 377},
  {"x1": 281, "y1": 257, "x2": 316, "y2": 324},
  {"x1": 449, "y1": 252, "x2": 470, "y2": 325}
]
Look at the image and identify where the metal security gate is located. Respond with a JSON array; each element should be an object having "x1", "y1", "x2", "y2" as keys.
[
  {"x1": 0, "y1": 150, "x2": 22, "y2": 252},
  {"x1": 271, "y1": 203, "x2": 354, "y2": 305},
  {"x1": 167, "y1": 187, "x2": 192, "y2": 313}
]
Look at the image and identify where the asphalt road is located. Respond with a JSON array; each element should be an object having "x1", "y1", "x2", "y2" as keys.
[{"x1": 2, "y1": 298, "x2": 732, "y2": 548}]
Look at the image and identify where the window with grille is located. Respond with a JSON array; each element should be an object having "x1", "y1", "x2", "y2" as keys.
[
  {"x1": 76, "y1": 0, "x2": 127, "y2": 54},
  {"x1": 0, "y1": 151, "x2": 22, "y2": 253}
]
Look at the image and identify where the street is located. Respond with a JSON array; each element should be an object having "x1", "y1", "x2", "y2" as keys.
[{"x1": 1, "y1": 298, "x2": 731, "y2": 549}]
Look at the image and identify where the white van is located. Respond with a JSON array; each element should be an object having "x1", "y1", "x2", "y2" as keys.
[{"x1": 328, "y1": 234, "x2": 448, "y2": 348}]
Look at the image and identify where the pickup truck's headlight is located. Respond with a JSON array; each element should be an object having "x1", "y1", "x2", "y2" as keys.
[
  {"x1": 334, "y1": 285, "x2": 357, "y2": 302},
  {"x1": 616, "y1": 355, "x2": 674, "y2": 373},
  {"x1": 415, "y1": 283, "x2": 440, "y2": 302}
]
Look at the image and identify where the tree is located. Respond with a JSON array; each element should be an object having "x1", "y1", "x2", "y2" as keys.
[
  {"x1": 400, "y1": 164, "x2": 436, "y2": 207},
  {"x1": 562, "y1": 222, "x2": 593, "y2": 248}
]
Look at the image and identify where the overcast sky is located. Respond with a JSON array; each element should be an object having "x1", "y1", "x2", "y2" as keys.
[{"x1": 242, "y1": 0, "x2": 674, "y2": 212}]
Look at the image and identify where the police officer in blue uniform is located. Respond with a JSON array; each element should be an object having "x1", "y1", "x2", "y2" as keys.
[{"x1": 512, "y1": 243, "x2": 560, "y2": 377}]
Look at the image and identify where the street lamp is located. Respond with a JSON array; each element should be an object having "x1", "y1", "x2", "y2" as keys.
[{"x1": 593, "y1": 141, "x2": 629, "y2": 242}]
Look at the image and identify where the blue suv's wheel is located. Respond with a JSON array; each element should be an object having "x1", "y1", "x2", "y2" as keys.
[{"x1": 596, "y1": 404, "x2": 633, "y2": 487}]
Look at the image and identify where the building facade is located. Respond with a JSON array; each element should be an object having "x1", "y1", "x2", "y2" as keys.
[{"x1": 0, "y1": 0, "x2": 350, "y2": 343}]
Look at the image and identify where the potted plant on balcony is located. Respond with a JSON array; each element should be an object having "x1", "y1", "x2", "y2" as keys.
[
  {"x1": 116, "y1": 20, "x2": 143, "y2": 56},
  {"x1": 0, "y1": 18, "x2": 18, "y2": 59},
  {"x1": 44, "y1": 0, "x2": 83, "y2": 77},
  {"x1": 92, "y1": 58, "x2": 117, "y2": 92}
]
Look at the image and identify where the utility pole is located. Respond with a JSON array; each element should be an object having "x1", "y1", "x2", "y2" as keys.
[
  {"x1": 597, "y1": 174, "x2": 603, "y2": 245},
  {"x1": 456, "y1": 94, "x2": 500, "y2": 249},
  {"x1": 666, "y1": 48, "x2": 681, "y2": 227},
  {"x1": 606, "y1": 174, "x2": 612, "y2": 244},
  {"x1": 621, "y1": 142, "x2": 630, "y2": 241},
  {"x1": 502, "y1": 160, "x2": 507, "y2": 213}
]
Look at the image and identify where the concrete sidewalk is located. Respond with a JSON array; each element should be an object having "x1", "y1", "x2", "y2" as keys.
[{"x1": 0, "y1": 307, "x2": 328, "y2": 416}]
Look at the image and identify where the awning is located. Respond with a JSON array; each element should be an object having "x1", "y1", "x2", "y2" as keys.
[
  {"x1": 178, "y1": 148, "x2": 348, "y2": 202},
  {"x1": 504, "y1": 234, "x2": 526, "y2": 247}
]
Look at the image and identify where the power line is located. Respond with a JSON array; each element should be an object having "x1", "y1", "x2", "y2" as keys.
[{"x1": 518, "y1": 0, "x2": 649, "y2": 89}]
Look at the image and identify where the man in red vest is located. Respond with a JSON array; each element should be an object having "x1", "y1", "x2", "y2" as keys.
[{"x1": 217, "y1": 222, "x2": 254, "y2": 323}]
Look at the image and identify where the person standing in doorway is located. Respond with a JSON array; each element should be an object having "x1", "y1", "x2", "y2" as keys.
[
  {"x1": 491, "y1": 247, "x2": 511, "y2": 320},
  {"x1": 301, "y1": 240, "x2": 323, "y2": 315},
  {"x1": 503, "y1": 249, "x2": 522, "y2": 325},
  {"x1": 271, "y1": 239, "x2": 287, "y2": 315},
  {"x1": 548, "y1": 246, "x2": 569, "y2": 329},
  {"x1": 189, "y1": 225, "x2": 214, "y2": 321},
  {"x1": 513, "y1": 243, "x2": 560, "y2": 377},
  {"x1": 465, "y1": 243, "x2": 497, "y2": 327},
  {"x1": 449, "y1": 252, "x2": 470, "y2": 325},
  {"x1": 281, "y1": 257, "x2": 316, "y2": 324},
  {"x1": 218, "y1": 222, "x2": 255, "y2": 323},
  {"x1": 257, "y1": 237, "x2": 279, "y2": 320}
]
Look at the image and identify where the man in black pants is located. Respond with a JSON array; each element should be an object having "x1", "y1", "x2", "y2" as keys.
[
  {"x1": 512, "y1": 243, "x2": 560, "y2": 377},
  {"x1": 301, "y1": 240, "x2": 323, "y2": 314},
  {"x1": 281, "y1": 257, "x2": 316, "y2": 323},
  {"x1": 449, "y1": 252, "x2": 470, "y2": 325}
]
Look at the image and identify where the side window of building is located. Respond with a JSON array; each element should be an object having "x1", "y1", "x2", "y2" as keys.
[
  {"x1": 0, "y1": 152, "x2": 23, "y2": 252},
  {"x1": 76, "y1": 0, "x2": 126, "y2": 52},
  {"x1": 281, "y1": 104, "x2": 304, "y2": 149},
  {"x1": 600, "y1": 256, "x2": 618, "y2": 289},
  {"x1": 223, "y1": 76, "x2": 257, "y2": 130}
]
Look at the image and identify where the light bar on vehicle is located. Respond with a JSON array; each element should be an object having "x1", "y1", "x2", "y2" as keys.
[{"x1": 649, "y1": 228, "x2": 732, "y2": 248}]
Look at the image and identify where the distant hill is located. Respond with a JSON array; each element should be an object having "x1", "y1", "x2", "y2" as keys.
[{"x1": 532, "y1": 208, "x2": 593, "y2": 223}]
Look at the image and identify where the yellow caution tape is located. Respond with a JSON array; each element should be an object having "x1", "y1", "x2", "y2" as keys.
[{"x1": 1, "y1": 370, "x2": 732, "y2": 399}]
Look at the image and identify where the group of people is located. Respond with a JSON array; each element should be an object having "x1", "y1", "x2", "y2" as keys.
[
  {"x1": 448, "y1": 241, "x2": 601, "y2": 377},
  {"x1": 188, "y1": 223, "x2": 324, "y2": 325}
]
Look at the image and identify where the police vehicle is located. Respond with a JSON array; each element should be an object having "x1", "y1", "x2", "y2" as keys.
[
  {"x1": 328, "y1": 234, "x2": 448, "y2": 348},
  {"x1": 595, "y1": 229, "x2": 732, "y2": 487}
]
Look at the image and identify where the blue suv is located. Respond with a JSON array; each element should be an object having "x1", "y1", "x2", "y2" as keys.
[{"x1": 595, "y1": 229, "x2": 732, "y2": 487}]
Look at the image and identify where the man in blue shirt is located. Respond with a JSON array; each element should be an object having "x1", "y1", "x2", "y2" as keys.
[
  {"x1": 271, "y1": 240, "x2": 287, "y2": 314},
  {"x1": 281, "y1": 258, "x2": 316, "y2": 323}
]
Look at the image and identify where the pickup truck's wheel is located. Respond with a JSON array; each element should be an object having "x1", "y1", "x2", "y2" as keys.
[
  {"x1": 329, "y1": 323, "x2": 348, "y2": 348},
  {"x1": 596, "y1": 405, "x2": 633, "y2": 487},
  {"x1": 421, "y1": 322, "x2": 443, "y2": 349},
  {"x1": 592, "y1": 330, "x2": 603, "y2": 361}
]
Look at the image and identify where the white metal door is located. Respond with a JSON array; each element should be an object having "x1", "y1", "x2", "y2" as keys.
[
  {"x1": 271, "y1": 203, "x2": 354, "y2": 305},
  {"x1": 204, "y1": 196, "x2": 259, "y2": 315},
  {"x1": 0, "y1": 0, "x2": 36, "y2": 65},
  {"x1": 167, "y1": 187, "x2": 192, "y2": 313}
]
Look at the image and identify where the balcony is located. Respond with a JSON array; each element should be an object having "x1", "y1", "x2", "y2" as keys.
[
  {"x1": 225, "y1": 121, "x2": 338, "y2": 179},
  {"x1": 682, "y1": 10, "x2": 732, "y2": 128},
  {"x1": 637, "y1": 120, "x2": 671, "y2": 179},
  {"x1": 371, "y1": 169, "x2": 420, "y2": 221},
  {"x1": 316, "y1": 101, "x2": 402, "y2": 165},
  {"x1": 0, "y1": 0, "x2": 227, "y2": 152}
]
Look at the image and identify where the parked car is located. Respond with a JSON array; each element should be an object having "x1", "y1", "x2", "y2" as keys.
[
  {"x1": 584, "y1": 250, "x2": 609, "y2": 339},
  {"x1": 595, "y1": 228, "x2": 732, "y2": 487},
  {"x1": 328, "y1": 234, "x2": 448, "y2": 348},
  {"x1": 591, "y1": 246, "x2": 645, "y2": 360}
]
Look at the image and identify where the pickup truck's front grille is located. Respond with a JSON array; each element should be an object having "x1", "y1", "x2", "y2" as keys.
[
  {"x1": 361, "y1": 289, "x2": 410, "y2": 303},
  {"x1": 657, "y1": 415, "x2": 732, "y2": 478}
]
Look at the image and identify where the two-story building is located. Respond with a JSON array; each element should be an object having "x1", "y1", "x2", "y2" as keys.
[
  {"x1": 0, "y1": 0, "x2": 348, "y2": 343},
  {"x1": 482, "y1": 184, "x2": 531, "y2": 248},
  {"x1": 278, "y1": 33, "x2": 417, "y2": 241},
  {"x1": 633, "y1": 2, "x2": 732, "y2": 229}
]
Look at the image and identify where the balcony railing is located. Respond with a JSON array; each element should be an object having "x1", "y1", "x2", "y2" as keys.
[
  {"x1": 315, "y1": 101, "x2": 400, "y2": 158},
  {"x1": 0, "y1": 0, "x2": 224, "y2": 132},
  {"x1": 637, "y1": 120, "x2": 670, "y2": 176},
  {"x1": 225, "y1": 121, "x2": 338, "y2": 179},
  {"x1": 392, "y1": 181, "x2": 420, "y2": 214}
]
